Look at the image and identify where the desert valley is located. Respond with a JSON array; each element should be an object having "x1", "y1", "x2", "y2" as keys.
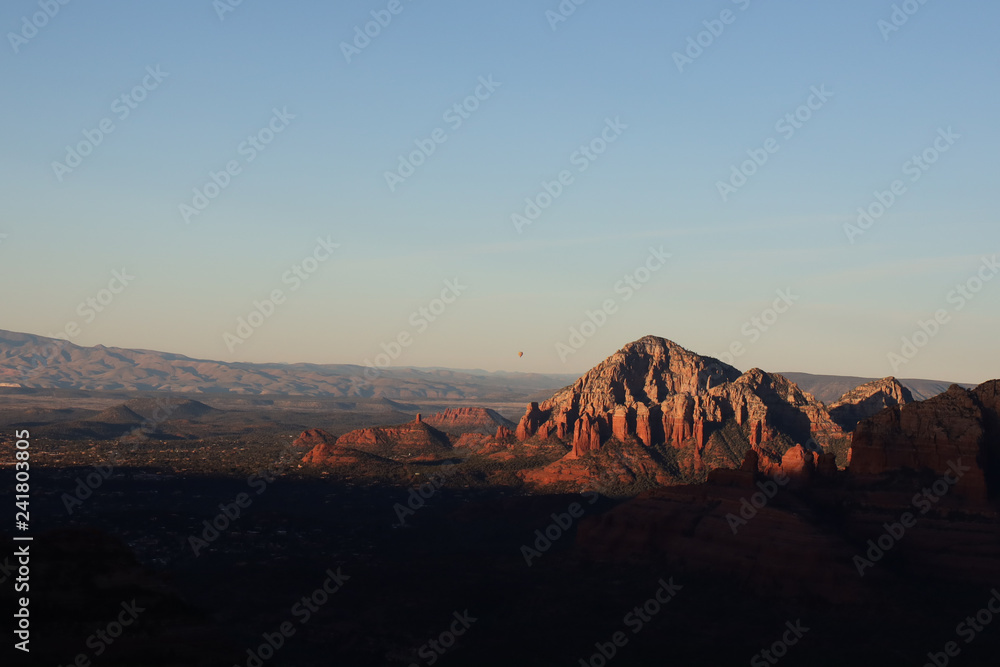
[{"x1": 1, "y1": 329, "x2": 998, "y2": 666}]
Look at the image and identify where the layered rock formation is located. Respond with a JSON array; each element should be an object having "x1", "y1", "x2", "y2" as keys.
[
  {"x1": 292, "y1": 334, "x2": 996, "y2": 503},
  {"x1": 515, "y1": 402, "x2": 548, "y2": 441},
  {"x1": 828, "y1": 377, "x2": 913, "y2": 432},
  {"x1": 302, "y1": 418, "x2": 451, "y2": 463},
  {"x1": 300, "y1": 440, "x2": 364, "y2": 466},
  {"x1": 494, "y1": 424, "x2": 514, "y2": 441},
  {"x1": 423, "y1": 407, "x2": 515, "y2": 436},
  {"x1": 849, "y1": 381, "x2": 1000, "y2": 502},
  {"x1": 522, "y1": 438, "x2": 675, "y2": 491},
  {"x1": 292, "y1": 428, "x2": 338, "y2": 449},
  {"x1": 514, "y1": 336, "x2": 846, "y2": 481},
  {"x1": 336, "y1": 420, "x2": 450, "y2": 459}
]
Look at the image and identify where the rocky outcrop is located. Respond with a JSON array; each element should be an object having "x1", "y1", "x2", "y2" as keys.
[
  {"x1": 780, "y1": 444, "x2": 815, "y2": 483},
  {"x1": 571, "y1": 412, "x2": 602, "y2": 457},
  {"x1": 422, "y1": 407, "x2": 516, "y2": 436},
  {"x1": 816, "y1": 452, "x2": 838, "y2": 477},
  {"x1": 547, "y1": 407, "x2": 573, "y2": 439},
  {"x1": 523, "y1": 438, "x2": 675, "y2": 491},
  {"x1": 292, "y1": 428, "x2": 338, "y2": 449},
  {"x1": 302, "y1": 441, "x2": 351, "y2": 465},
  {"x1": 635, "y1": 403, "x2": 655, "y2": 446},
  {"x1": 542, "y1": 336, "x2": 741, "y2": 415},
  {"x1": 515, "y1": 402, "x2": 549, "y2": 440},
  {"x1": 717, "y1": 369, "x2": 844, "y2": 446},
  {"x1": 829, "y1": 377, "x2": 913, "y2": 431},
  {"x1": 300, "y1": 440, "x2": 400, "y2": 467},
  {"x1": 332, "y1": 419, "x2": 451, "y2": 461},
  {"x1": 849, "y1": 382, "x2": 1000, "y2": 502},
  {"x1": 659, "y1": 394, "x2": 724, "y2": 448},
  {"x1": 974, "y1": 381, "x2": 1000, "y2": 493}
]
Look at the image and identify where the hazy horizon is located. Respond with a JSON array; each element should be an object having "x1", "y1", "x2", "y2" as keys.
[{"x1": 0, "y1": 326, "x2": 987, "y2": 387}]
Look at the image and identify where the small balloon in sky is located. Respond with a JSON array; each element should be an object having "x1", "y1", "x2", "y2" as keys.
[{"x1": 518, "y1": 351, "x2": 523, "y2": 358}]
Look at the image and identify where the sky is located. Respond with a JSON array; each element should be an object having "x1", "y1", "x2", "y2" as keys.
[{"x1": 1, "y1": 0, "x2": 998, "y2": 383}]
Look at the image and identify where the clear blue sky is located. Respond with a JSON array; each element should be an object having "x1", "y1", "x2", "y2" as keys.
[{"x1": 1, "y1": 0, "x2": 997, "y2": 383}]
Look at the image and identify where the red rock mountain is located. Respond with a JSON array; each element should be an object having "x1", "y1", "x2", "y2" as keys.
[
  {"x1": 849, "y1": 381, "x2": 1000, "y2": 502},
  {"x1": 514, "y1": 336, "x2": 848, "y2": 485},
  {"x1": 294, "y1": 335, "x2": 996, "y2": 500},
  {"x1": 828, "y1": 376, "x2": 913, "y2": 432}
]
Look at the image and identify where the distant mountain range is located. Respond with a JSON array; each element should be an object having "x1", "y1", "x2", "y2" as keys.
[
  {"x1": 0, "y1": 329, "x2": 577, "y2": 401},
  {"x1": 0, "y1": 329, "x2": 972, "y2": 402},
  {"x1": 778, "y1": 372, "x2": 974, "y2": 403}
]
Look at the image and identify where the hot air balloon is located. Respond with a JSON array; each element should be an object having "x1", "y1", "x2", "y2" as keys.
[{"x1": 518, "y1": 351, "x2": 523, "y2": 358}]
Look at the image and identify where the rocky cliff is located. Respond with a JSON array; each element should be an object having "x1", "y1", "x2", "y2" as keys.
[
  {"x1": 828, "y1": 376, "x2": 913, "y2": 432},
  {"x1": 849, "y1": 381, "x2": 1000, "y2": 502},
  {"x1": 514, "y1": 336, "x2": 846, "y2": 484},
  {"x1": 302, "y1": 418, "x2": 451, "y2": 463}
]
